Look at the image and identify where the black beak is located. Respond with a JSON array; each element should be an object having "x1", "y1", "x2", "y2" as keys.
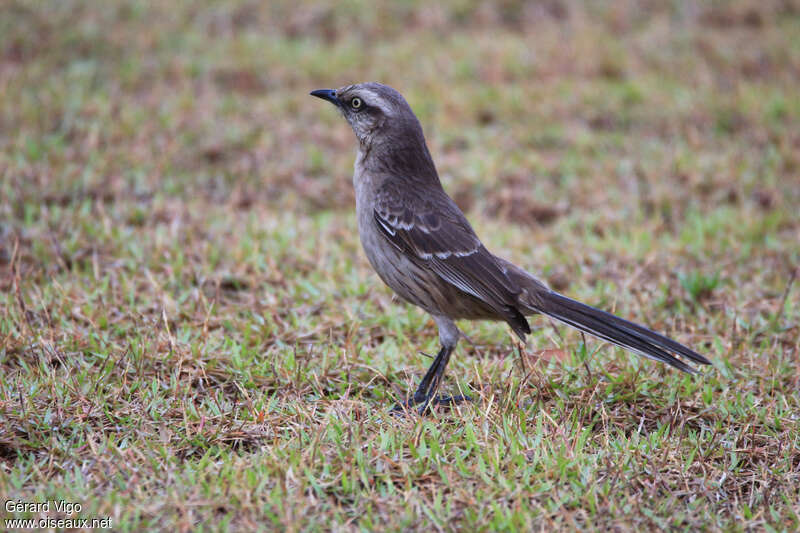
[{"x1": 310, "y1": 89, "x2": 340, "y2": 106}]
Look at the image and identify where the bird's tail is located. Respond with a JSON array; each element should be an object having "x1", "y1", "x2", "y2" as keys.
[{"x1": 533, "y1": 290, "x2": 711, "y2": 373}]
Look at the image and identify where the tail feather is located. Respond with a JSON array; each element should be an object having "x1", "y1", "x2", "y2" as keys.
[{"x1": 535, "y1": 291, "x2": 711, "y2": 373}]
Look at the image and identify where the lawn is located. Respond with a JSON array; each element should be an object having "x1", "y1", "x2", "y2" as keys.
[{"x1": 1, "y1": 1, "x2": 799, "y2": 530}]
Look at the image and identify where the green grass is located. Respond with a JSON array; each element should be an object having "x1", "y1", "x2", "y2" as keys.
[{"x1": 2, "y1": 0, "x2": 800, "y2": 530}]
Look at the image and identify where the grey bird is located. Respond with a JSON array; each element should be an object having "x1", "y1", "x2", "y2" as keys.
[{"x1": 311, "y1": 82, "x2": 711, "y2": 413}]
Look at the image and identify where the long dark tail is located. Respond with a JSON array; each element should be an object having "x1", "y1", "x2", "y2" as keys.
[{"x1": 534, "y1": 291, "x2": 711, "y2": 373}]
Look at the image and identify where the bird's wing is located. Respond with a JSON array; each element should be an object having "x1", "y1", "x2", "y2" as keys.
[{"x1": 373, "y1": 180, "x2": 530, "y2": 336}]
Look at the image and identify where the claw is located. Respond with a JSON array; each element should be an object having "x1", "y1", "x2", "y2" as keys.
[{"x1": 390, "y1": 394, "x2": 473, "y2": 416}]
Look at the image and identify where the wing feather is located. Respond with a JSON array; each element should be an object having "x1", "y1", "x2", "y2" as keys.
[{"x1": 373, "y1": 181, "x2": 530, "y2": 336}]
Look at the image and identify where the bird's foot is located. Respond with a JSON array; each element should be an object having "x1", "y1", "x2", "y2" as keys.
[{"x1": 390, "y1": 394, "x2": 472, "y2": 416}]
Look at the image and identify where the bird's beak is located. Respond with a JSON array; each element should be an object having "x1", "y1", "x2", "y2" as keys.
[{"x1": 310, "y1": 88, "x2": 340, "y2": 107}]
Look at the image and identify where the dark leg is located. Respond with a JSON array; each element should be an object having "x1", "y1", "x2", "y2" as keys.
[
  {"x1": 392, "y1": 316, "x2": 471, "y2": 414},
  {"x1": 412, "y1": 343, "x2": 453, "y2": 402}
]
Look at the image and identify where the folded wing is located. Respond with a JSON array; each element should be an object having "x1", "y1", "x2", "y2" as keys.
[{"x1": 373, "y1": 180, "x2": 530, "y2": 337}]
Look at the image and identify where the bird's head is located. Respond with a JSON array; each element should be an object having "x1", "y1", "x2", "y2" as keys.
[{"x1": 310, "y1": 82, "x2": 423, "y2": 148}]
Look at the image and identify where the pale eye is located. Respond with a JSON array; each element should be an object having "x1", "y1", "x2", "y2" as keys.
[{"x1": 350, "y1": 97, "x2": 362, "y2": 109}]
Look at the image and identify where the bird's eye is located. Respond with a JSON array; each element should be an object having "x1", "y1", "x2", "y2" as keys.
[{"x1": 350, "y1": 97, "x2": 362, "y2": 109}]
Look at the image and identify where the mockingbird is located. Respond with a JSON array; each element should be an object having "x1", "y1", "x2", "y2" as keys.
[{"x1": 311, "y1": 82, "x2": 710, "y2": 413}]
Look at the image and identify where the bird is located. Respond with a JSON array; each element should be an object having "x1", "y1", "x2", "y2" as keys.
[{"x1": 310, "y1": 82, "x2": 711, "y2": 413}]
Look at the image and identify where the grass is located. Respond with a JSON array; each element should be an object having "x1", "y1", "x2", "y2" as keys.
[{"x1": 1, "y1": 0, "x2": 799, "y2": 530}]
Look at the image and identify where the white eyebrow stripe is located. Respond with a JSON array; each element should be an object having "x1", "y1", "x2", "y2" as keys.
[{"x1": 358, "y1": 88, "x2": 393, "y2": 115}]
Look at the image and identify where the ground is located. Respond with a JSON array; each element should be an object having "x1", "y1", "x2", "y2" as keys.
[{"x1": 1, "y1": 0, "x2": 799, "y2": 531}]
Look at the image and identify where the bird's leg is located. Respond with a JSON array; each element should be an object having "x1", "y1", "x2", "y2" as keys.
[
  {"x1": 392, "y1": 316, "x2": 471, "y2": 414},
  {"x1": 412, "y1": 343, "x2": 453, "y2": 404},
  {"x1": 414, "y1": 344, "x2": 471, "y2": 413}
]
